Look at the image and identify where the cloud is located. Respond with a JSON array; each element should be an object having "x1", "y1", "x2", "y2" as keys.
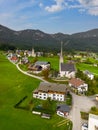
[
  {"x1": 45, "y1": 0, "x2": 67, "y2": 12},
  {"x1": 77, "y1": 0, "x2": 98, "y2": 16},
  {"x1": 78, "y1": 0, "x2": 98, "y2": 6},
  {"x1": 88, "y1": 7, "x2": 98, "y2": 16},
  {"x1": 44, "y1": 0, "x2": 98, "y2": 16}
]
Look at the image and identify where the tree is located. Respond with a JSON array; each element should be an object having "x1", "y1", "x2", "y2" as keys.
[
  {"x1": 33, "y1": 57, "x2": 38, "y2": 63},
  {"x1": 42, "y1": 69, "x2": 49, "y2": 79}
]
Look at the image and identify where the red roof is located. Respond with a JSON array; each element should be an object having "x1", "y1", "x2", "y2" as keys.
[
  {"x1": 11, "y1": 56, "x2": 18, "y2": 61},
  {"x1": 69, "y1": 78, "x2": 85, "y2": 87}
]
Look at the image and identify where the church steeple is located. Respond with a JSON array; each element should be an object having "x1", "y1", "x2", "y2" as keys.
[
  {"x1": 60, "y1": 41, "x2": 63, "y2": 63},
  {"x1": 59, "y1": 41, "x2": 63, "y2": 74},
  {"x1": 32, "y1": 48, "x2": 36, "y2": 57}
]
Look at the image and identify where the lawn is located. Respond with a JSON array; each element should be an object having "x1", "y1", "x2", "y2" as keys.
[
  {"x1": 76, "y1": 63, "x2": 98, "y2": 75},
  {"x1": 0, "y1": 53, "x2": 72, "y2": 130},
  {"x1": 29, "y1": 56, "x2": 59, "y2": 70}
]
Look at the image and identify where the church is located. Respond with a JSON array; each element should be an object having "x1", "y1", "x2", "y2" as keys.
[{"x1": 59, "y1": 42, "x2": 76, "y2": 78}]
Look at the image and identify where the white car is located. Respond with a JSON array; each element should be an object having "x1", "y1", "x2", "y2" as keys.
[{"x1": 82, "y1": 123, "x2": 88, "y2": 130}]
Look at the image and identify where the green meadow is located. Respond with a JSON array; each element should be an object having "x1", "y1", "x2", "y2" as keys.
[
  {"x1": 29, "y1": 56, "x2": 59, "y2": 70},
  {"x1": 0, "y1": 53, "x2": 72, "y2": 130},
  {"x1": 76, "y1": 63, "x2": 98, "y2": 75}
]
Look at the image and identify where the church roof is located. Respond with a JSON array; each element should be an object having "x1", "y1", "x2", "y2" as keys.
[{"x1": 61, "y1": 63, "x2": 76, "y2": 72}]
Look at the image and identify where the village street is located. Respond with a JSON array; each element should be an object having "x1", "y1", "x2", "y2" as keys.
[{"x1": 69, "y1": 92, "x2": 96, "y2": 130}]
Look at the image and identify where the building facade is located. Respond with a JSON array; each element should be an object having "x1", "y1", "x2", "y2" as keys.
[
  {"x1": 69, "y1": 78, "x2": 88, "y2": 93},
  {"x1": 33, "y1": 82, "x2": 66, "y2": 101}
]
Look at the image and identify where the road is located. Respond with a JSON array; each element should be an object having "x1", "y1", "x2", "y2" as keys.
[{"x1": 69, "y1": 92, "x2": 96, "y2": 130}]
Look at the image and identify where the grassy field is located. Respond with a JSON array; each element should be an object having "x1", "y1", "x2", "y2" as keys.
[
  {"x1": 33, "y1": 56, "x2": 98, "y2": 75},
  {"x1": 0, "y1": 53, "x2": 72, "y2": 130},
  {"x1": 76, "y1": 63, "x2": 98, "y2": 75},
  {"x1": 29, "y1": 56, "x2": 59, "y2": 70}
]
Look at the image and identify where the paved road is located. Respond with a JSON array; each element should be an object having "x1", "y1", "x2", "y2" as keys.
[{"x1": 69, "y1": 92, "x2": 96, "y2": 130}]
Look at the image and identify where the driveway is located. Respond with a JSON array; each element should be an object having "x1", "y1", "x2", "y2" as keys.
[{"x1": 69, "y1": 92, "x2": 96, "y2": 130}]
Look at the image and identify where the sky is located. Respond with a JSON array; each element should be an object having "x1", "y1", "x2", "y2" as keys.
[{"x1": 0, "y1": 0, "x2": 98, "y2": 34}]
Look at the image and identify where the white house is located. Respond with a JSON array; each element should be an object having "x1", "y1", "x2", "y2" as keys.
[
  {"x1": 33, "y1": 82, "x2": 66, "y2": 101},
  {"x1": 69, "y1": 78, "x2": 88, "y2": 93},
  {"x1": 84, "y1": 70, "x2": 94, "y2": 80},
  {"x1": 88, "y1": 114, "x2": 98, "y2": 130}
]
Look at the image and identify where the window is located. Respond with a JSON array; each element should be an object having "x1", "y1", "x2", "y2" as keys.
[
  {"x1": 53, "y1": 94, "x2": 55, "y2": 96},
  {"x1": 60, "y1": 98, "x2": 63, "y2": 101}
]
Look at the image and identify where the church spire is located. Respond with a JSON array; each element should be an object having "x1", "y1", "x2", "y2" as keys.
[{"x1": 60, "y1": 41, "x2": 63, "y2": 63}]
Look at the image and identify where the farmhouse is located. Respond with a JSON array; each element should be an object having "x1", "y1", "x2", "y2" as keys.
[
  {"x1": 69, "y1": 78, "x2": 88, "y2": 93},
  {"x1": 33, "y1": 82, "x2": 67, "y2": 101},
  {"x1": 28, "y1": 64, "x2": 42, "y2": 72},
  {"x1": 57, "y1": 104, "x2": 70, "y2": 117},
  {"x1": 34, "y1": 61, "x2": 50, "y2": 70}
]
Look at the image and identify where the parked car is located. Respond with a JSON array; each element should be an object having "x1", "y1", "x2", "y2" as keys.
[{"x1": 82, "y1": 123, "x2": 88, "y2": 130}]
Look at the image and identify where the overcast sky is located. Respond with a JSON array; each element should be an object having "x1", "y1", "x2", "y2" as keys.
[{"x1": 0, "y1": 0, "x2": 98, "y2": 34}]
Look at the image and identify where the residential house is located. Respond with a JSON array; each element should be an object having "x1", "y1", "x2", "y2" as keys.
[
  {"x1": 57, "y1": 104, "x2": 70, "y2": 117},
  {"x1": 10, "y1": 56, "x2": 18, "y2": 63},
  {"x1": 33, "y1": 82, "x2": 67, "y2": 101},
  {"x1": 88, "y1": 114, "x2": 98, "y2": 130},
  {"x1": 28, "y1": 64, "x2": 42, "y2": 72},
  {"x1": 34, "y1": 61, "x2": 50, "y2": 70},
  {"x1": 69, "y1": 78, "x2": 88, "y2": 93},
  {"x1": 36, "y1": 52, "x2": 43, "y2": 57},
  {"x1": 84, "y1": 70, "x2": 94, "y2": 80},
  {"x1": 21, "y1": 57, "x2": 29, "y2": 64}
]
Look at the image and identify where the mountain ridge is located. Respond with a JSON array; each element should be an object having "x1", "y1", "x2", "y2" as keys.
[{"x1": 0, "y1": 24, "x2": 98, "y2": 52}]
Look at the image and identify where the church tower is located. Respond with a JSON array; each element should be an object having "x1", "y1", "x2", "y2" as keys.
[
  {"x1": 60, "y1": 41, "x2": 64, "y2": 63},
  {"x1": 32, "y1": 48, "x2": 36, "y2": 57},
  {"x1": 59, "y1": 41, "x2": 63, "y2": 73}
]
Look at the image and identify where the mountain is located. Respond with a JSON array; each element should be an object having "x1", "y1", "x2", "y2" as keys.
[{"x1": 0, "y1": 24, "x2": 98, "y2": 52}]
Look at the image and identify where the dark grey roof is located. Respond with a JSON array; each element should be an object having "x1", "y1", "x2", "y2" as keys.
[
  {"x1": 84, "y1": 70, "x2": 93, "y2": 75},
  {"x1": 61, "y1": 63, "x2": 76, "y2": 72},
  {"x1": 34, "y1": 82, "x2": 66, "y2": 93},
  {"x1": 57, "y1": 104, "x2": 70, "y2": 112},
  {"x1": 35, "y1": 61, "x2": 50, "y2": 65}
]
